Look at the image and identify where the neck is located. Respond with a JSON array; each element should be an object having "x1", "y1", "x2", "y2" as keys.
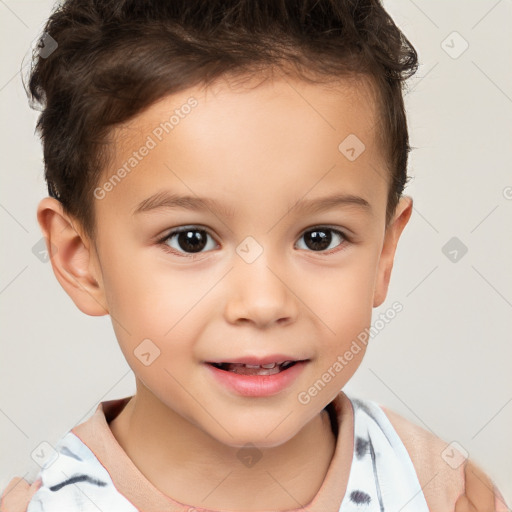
[{"x1": 109, "y1": 383, "x2": 337, "y2": 511}]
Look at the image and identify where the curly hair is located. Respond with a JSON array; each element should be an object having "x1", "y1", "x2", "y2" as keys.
[{"x1": 26, "y1": 0, "x2": 418, "y2": 240}]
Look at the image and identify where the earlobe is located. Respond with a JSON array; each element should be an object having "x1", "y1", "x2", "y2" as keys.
[
  {"x1": 372, "y1": 195, "x2": 413, "y2": 308},
  {"x1": 36, "y1": 197, "x2": 109, "y2": 316}
]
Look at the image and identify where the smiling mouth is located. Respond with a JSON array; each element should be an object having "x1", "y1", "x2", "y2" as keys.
[{"x1": 207, "y1": 361, "x2": 302, "y2": 376}]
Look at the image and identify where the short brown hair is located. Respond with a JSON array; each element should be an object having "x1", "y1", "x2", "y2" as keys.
[{"x1": 26, "y1": 0, "x2": 418, "y2": 240}]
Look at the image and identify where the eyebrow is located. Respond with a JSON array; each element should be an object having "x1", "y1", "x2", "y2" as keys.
[{"x1": 132, "y1": 191, "x2": 372, "y2": 217}]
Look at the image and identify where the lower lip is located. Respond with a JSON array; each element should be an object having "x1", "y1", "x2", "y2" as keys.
[{"x1": 205, "y1": 361, "x2": 308, "y2": 397}]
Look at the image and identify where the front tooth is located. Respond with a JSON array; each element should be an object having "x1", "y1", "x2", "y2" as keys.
[
  {"x1": 261, "y1": 362, "x2": 276, "y2": 369},
  {"x1": 244, "y1": 364, "x2": 261, "y2": 369}
]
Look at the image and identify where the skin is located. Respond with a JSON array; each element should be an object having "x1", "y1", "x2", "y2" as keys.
[{"x1": 36, "y1": 70, "x2": 415, "y2": 510}]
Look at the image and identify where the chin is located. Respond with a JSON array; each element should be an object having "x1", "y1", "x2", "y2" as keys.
[
  {"x1": 206, "y1": 419, "x2": 303, "y2": 450},
  {"x1": 223, "y1": 435, "x2": 292, "y2": 450}
]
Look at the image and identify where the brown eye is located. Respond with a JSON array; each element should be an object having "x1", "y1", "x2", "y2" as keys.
[
  {"x1": 296, "y1": 227, "x2": 348, "y2": 253},
  {"x1": 160, "y1": 227, "x2": 217, "y2": 256}
]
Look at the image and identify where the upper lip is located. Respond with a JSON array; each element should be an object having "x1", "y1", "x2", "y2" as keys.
[{"x1": 205, "y1": 354, "x2": 309, "y2": 365}]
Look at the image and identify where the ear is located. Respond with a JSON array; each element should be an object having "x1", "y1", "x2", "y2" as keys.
[
  {"x1": 36, "y1": 197, "x2": 109, "y2": 316},
  {"x1": 373, "y1": 195, "x2": 413, "y2": 307}
]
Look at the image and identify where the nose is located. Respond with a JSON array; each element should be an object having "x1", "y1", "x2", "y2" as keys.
[{"x1": 224, "y1": 253, "x2": 299, "y2": 328}]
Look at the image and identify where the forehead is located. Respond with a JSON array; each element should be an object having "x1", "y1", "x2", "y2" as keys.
[{"x1": 97, "y1": 72, "x2": 387, "y2": 223}]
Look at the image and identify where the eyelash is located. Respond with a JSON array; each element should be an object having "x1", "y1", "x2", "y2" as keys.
[{"x1": 157, "y1": 225, "x2": 351, "y2": 258}]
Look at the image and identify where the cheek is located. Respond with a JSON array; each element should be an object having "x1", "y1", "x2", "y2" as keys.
[
  {"x1": 308, "y1": 257, "x2": 377, "y2": 335},
  {"x1": 102, "y1": 252, "x2": 210, "y2": 363},
  {"x1": 100, "y1": 241, "x2": 181, "y2": 323},
  {"x1": 302, "y1": 253, "x2": 378, "y2": 392}
]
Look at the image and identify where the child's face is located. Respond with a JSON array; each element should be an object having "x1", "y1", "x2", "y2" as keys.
[{"x1": 49, "y1": 73, "x2": 411, "y2": 448}]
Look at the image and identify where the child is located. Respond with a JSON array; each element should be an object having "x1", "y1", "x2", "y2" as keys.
[{"x1": 1, "y1": 0, "x2": 509, "y2": 511}]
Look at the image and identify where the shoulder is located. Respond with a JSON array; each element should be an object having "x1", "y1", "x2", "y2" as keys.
[
  {"x1": 0, "y1": 476, "x2": 42, "y2": 512},
  {"x1": 381, "y1": 405, "x2": 465, "y2": 511},
  {"x1": 381, "y1": 406, "x2": 509, "y2": 512},
  {"x1": 1, "y1": 432, "x2": 139, "y2": 512}
]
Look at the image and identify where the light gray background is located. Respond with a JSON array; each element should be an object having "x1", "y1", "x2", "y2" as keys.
[{"x1": 1, "y1": 0, "x2": 511, "y2": 506}]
